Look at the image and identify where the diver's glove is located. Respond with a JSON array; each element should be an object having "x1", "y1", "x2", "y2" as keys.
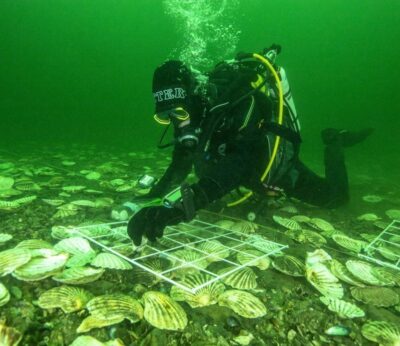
[{"x1": 127, "y1": 206, "x2": 185, "y2": 246}]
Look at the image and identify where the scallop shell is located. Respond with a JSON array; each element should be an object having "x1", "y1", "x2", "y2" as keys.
[
  {"x1": 237, "y1": 250, "x2": 271, "y2": 270},
  {"x1": 350, "y1": 286, "x2": 399, "y2": 307},
  {"x1": 42, "y1": 199, "x2": 65, "y2": 206},
  {"x1": 306, "y1": 263, "x2": 343, "y2": 299},
  {"x1": 247, "y1": 235, "x2": 284, "y2": 255},
  {"x1": 373, "y1": 267, "x2": 400, "y2": 287},
  {"x1": 170, "y1": 273, "x2": 225, "y2": 308},
  {"x1": 308, "y1": 218, "x2": 335, "y2": 232},
  {"x1": 0, "y1": 282, "x2": 10, "y2": 307},
  {"x1": 51, "y1": 225, "x2": 76, "y2": 239},
  {"x1": 377, "y1": 244, "x2": 399, "y2": 262},
  {"x1": 12, "y1": 253, "x2": 68, "y2": 281},
  {"x1": 71, "y1": 200, "x2": 96, "y2": 207},
  {"x1": 78, "y1": 223, "x2": 112, "y2": 237},
  {"x1": 214, "y1": 219, "x2": 236, "y2": 229},
  {"x1": 290, "y1": 215, "x2": 311, "y2": 223},
  {"x1": 77, "y1": 294, "x2": 143, "y2": 333},
  {"x1": 52, "y1": 266, "x2": 105, "y2": 284},
  {"x1": 302, "y1": 230, "x2": 327, "y2": 246},
  {"x1": 230, "y1": 221, "x2": 258, "y2": 234},
  {"x1": 91, "y1": 252, "x2": 132, "y2": 270},
  {"x1": 346, "y1": 260, "x2": 390, "y2": 286},
  {"x1": 273, "y1": 215, "x2": 302, "y2": 230},
  {"x1": 272, "y1": 255, "x2": 305, "y2": 277},
  {"x1": 16, "y1": 239, "x2": 56, "y2": 257},
  {"x1": 0, "y1": 176, "x2": 14, "y2": 190},
  {"x1": 305, "y1": 249, "x2": 332, "y2": 267},
  {"x1": 70, "y1": 336, "x2": 105, "y2": 346},
  {"x1": 218, "y1": 267, "x2": 258, "y2": 289},
  {"x1": 385, "y1": 209, "x2": 400, "y2": 219},
  {"x1": 361, "y1": 321, "x2": 400, "y2": 345},
  {"x1": 0, "y1": 233, "x2": 12, "y2": 245},
  {"x1": 38, "y1": 286, "x2": 94, "y2": 313},
  {"x1": 279, "y1": 205, "x2": 298, "y2": 214},
  {"x1": 143, "y1": 291, "x2": 188, "y2": 331},
  {"x1": 331, "y1": 234, "x2": 367, "y2": 253},
  {"x1": 329, "y1": 260, "x2": 365, "y2": 287},
  {"x1": 0, "y1": 324, "x2": 22, "y2": 346},
  {"x1": 169, "y1": 249, "x2": 208, "y2": 277},
  {"x1": 0, "y1": 248, "x2": 31, "y2": 276},
  {"x1": 197, "y1": 240, "x2": 230, "y2": 262},
  {"x1": 70, "y1": 336, "x2": 124, "y2": 346},
  {"x1": 132, "y1": 257, "x2": 172, "y2": 286},
  {"x1": 67, "y1": 252, "x2": 97, "y2": 268},
  {"x1": 357, "y1": 213, "x2": 380, "y2": 221},
  {"x1": 320, "y1": 297, "x2": 365, "y2": 319},
  {"x1": 54, "y1": 237, "x2": 94, "y2": 256},
  {"x1": 218, "y1": 290, "x2": 267, "y2": 318},
  {"x1": 53, "y1": 203, "x2": 79, "y2": 218}
]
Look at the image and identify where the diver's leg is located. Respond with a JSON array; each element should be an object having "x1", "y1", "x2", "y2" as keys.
[{"x1": 285, "y1": 128, "x2": 373, "y2": 208}]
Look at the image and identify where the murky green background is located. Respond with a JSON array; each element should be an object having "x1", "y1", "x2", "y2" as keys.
[{"x1": 1, "y1": 0, "x2": 399, "y2": 178}]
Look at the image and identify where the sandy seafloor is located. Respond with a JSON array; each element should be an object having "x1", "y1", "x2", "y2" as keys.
[{"x1": 0, "y1": 143, "x2": 399, "y2": 346}]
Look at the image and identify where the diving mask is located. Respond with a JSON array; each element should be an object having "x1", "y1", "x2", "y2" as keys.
[{"x1": 154, "y1": 107, "x2": 190, "y2": 125}]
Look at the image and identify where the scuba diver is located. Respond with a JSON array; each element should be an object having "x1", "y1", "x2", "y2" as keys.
[{"x1": 127, "y1": 44, "x2": 373, "y2": 246}]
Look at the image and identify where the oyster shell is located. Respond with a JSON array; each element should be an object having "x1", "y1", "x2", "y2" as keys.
[
  {"x1": 237, "y1": 250, "x2": 271, "y2": 270},
  {"x1": 331, "y1": 234, "x2": 367, "y2": 253},
  {"x1": 91, "y1": 252, "x2": 132, "y2": 270},
  {"x1": 0, "y1": 248, "x2": 31, "y2": 276},
  {"x1": 196, "y1": 240, "x2": 230, "y2": 262},
  {"x1": 361, "y1": 321, "x2": 400, "y2": 345},
  {"x1": 143, "y1": 291, "x2": 187, "y2": 330},
  {"x1": 170, "y1": 273, "x2": 225, "y2": 308},
  {"x1": 218, "y1": 290, "x2": 267, "y2": 318},
  {"x1": 52, "y1": 266, "x2": 105, "y2": 284},
  {"x1": 218, "y1": 266, "x2": 258, "y2": 289},
  {"x1": 0, "y1": 324, "x2": 22, "y2": 346},
  {"x1": 320, "y1": 297, "x2": 365, "y2": 319},
  {"x1": 38, "y1": 285, "x2": 94, "y2": 313},
  {"x1": 77, "y1": 294, "x2": 143, "y2": 333},
  {"x1": 0, "y1": 281, "x2": 10, "y2": 307},
  {"x1": 350, "y1": 286, "x2": 399, "y2": 307},
  {"x1": 306, "y1": 263, "x2": 343, "y2": 299},
  {"x1": 12, "y1": 253, "x2": 68, "y2": 281},
  {"x1": 272, "y1": 255, "x2": 305, "y2": 277}
]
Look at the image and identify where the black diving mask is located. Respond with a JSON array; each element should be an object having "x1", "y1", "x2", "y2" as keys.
[{"x1": 155, "y1": 107, "x2": 200, "y2": 149}]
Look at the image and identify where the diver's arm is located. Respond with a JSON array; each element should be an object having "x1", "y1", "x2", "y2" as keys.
[{"x1": 148, "y1": 144, "x2": 194, "y2": 198}]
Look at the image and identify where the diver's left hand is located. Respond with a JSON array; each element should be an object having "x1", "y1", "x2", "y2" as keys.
[{"x1": 127, "y1": 206, "x2": 185, "y2": 246}]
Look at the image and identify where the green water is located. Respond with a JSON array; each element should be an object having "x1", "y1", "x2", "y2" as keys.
[{"x1": 1, "y1": 0, "x2": 399, "y2": 162}]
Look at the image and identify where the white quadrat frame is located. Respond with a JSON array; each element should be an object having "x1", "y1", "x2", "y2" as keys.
[
  {"x1": 359, "y1": 220, "x2": 400, "y2": 271},
  {"x1": 68, "y1": 219, "x2": 288, "y2": 294}
]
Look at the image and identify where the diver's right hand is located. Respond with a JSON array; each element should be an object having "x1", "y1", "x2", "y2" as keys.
[{"x1": 127, "y1": 206, "x2": 184, "y2": 246}]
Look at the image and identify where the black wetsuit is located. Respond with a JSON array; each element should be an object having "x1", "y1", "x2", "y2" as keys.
[{"x1": 149, "y1": 84, "x2": 349, "y2": 210}]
